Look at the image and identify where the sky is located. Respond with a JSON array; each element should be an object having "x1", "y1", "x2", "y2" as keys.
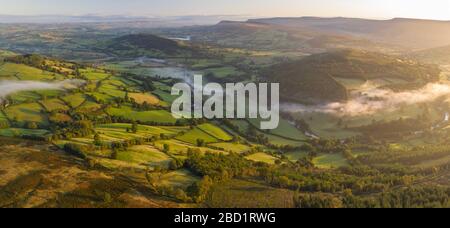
[{"x1": 0, "y1": 0, "x2": 449, "y2": 20}]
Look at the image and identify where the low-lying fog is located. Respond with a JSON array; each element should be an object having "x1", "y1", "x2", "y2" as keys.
[
  {"x1": 281, "y1": 82, "x2": 450, "y2": 116},
  {"x1": 0, "y1": 80, "x2": 85, "y2": 101}
]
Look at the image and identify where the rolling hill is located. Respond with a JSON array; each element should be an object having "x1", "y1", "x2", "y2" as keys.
[
  {"x1": 161, "y1": 17, "x2": 450, "y2": 54},
  {"x1": 264, "y1": 49, "x2": 441, "y2": 103},
  {"x1": 176, "y1": 20, "x2": 393, "y2": 53},
  {"x1": 410, "y1": 45, "x2": 450, "y2": 64},
  {"x1": 103, "y1": 34, "x2": 195, "y2": 58}
]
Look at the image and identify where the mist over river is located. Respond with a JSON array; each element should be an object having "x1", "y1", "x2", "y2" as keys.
[{"x1": 0, "y1": 80, "x2": 85, "y2": 102}]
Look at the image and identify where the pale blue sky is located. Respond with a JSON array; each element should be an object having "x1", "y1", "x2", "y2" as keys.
[{"x1": 0, "y1": 0, "x2": 449, "y2": 20}]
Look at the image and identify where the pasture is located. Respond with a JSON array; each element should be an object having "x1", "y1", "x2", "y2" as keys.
[
  {"x1": 313, "y1": 153, "x2": 349, "y2": 169},
  {"x1": 96, "y1": 123, "x2": 178, "y2": 138},
  {"x1": 245, "y1": 152, "x2": 278, "y2": 165},
  {"x1": 175, "y1": 127, "x2": 220, "y2": 145},
  {"x1": 0, "y1": 128, "x2": 49, "y2": 137},
  {"x1": 197, "y1": 123, "x2": 233, "y2": 141},
  {"x1": 106, "y1": 106, "x2": 176, "y2": 124},
  {"x1": 210, "y1": 142, "x2": 251, "y2": 154},
  {"x1": 80, "y1": 68, "x2": 110, "y2": 80},
  {"x1": 0, "y1": 62, "x2": 60, "y2": 80},
  {"x1": 61, "y1": 93, "x2": 86, "y2": 108},
  {"x1": 4, "y1": 103, "x2": 48, "y2": 126},
  {"x1": 153, "y1": 140, "x2": 225, "y2": 157},
  {"x1": 128, "y1": 92, "x2": 161, "y2": 105},
  {"x1": 98, "y1": 83, "x2": 126, "y2": 98},
  {"x1": 116, "y1": 145, "x2": 173, "y2": 169},
  {"x1": 249, "y1": 118, "x2": 308, "y2": 141},
  {"x1": 40, "y1": 98, "x2": 70, "y2": 112},
  {"x1": 9, "y1": 91, "x2": 41, "y2": 103}
]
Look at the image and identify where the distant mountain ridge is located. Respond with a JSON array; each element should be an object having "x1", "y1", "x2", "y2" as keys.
[
  {"x1": 243, "y1": 17, "x2": 450, "y2": 50},
  {"x1": 186, "y1": 16, "x2": 450, "y2": 53},
  {"x1": 0, "y1": 14, "x2": 250, "y2": 26},
  {"x1": 182, "y1": 19, "x2": 392, "y2": 53}
]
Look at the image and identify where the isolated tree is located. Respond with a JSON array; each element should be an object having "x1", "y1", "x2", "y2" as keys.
[
  {"x1": 131, "y1": 122, "x2": 138, "y2": 133},
  {"x1": 110, "y1": 148, "x2": 118, "y2": 159},
  {"x1": 94, "y1": 133, "x2": 102, "y2": 146},
  {"x1": 163, "y1": 144, "x2": 171, "y2": 153},
  {"x1": 26, "y1": 122, "x2": 38, "y2": 129},
  {"x1": 197, "y1": 139, "x2": 205, "y2": 147}
]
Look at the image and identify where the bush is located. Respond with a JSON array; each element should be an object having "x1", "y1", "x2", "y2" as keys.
[{"x1": 63, "y1": 143, "x2": 90, "y2": 159}]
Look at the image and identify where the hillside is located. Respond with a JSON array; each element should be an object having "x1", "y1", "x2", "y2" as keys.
[
  {"x1": 410, "y1": 45, "x2": 450, "y2": 64},
  {"x1": 164, "y1": 17, "x2": 450, "y2": 53},
  {"x1": 0, "y1": 137, "x2": 181, "y2": 208},
  {"x1": 175, "y1": 20, "x2": 392, "y2": 53},
  {"x1": 264, "y1": 49, "x2": 441, "y2": 103},
  {"x1": 104, "y1": 34, "x2": 195, "y2": 57}
]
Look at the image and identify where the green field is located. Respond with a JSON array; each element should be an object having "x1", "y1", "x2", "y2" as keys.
[
  {"x1": 4, "y1": 103, "x2": 47, "y2": 126},
  {"x1": 246, "y1": 152, "x2": 278, "y2": 164},
  {"x1": 40, "y1": 98, "x2": 70, "y2": 111},
  {"x1": 176, "y1": 127, "x2": 220, "y2": 145},
  {"x1": 49, "y1": 113, "x2": 72, "y2": 123},
  {"x1": 190, "y1": 59, "x2": 223, "y2": 69},
  {"x1": 313, "y1": 153, "x2": 349, "y2": 169},
  {"x1": 153, "y1": 89, "x2": 179, "y2": 103},
  {"x1": 197, "y1": 123, "x2": 233, "y2": 141},
  {"x1": 204, "y1": 66, "x2": 243, "y2": 78},
  {"x1": 0, "y1": 62, "x2": 61, "y2": 80},
  {"x1": 87, "y1": 92, "x2": 114, "y2": 103},
  {"x1": 0, "y1": 128, "x2": 49, "y2": 137},
  {"x1": 294, "y1": 112, "x2": 360, "y2": 139},
  {"x1": 106, "y1": 106, "x2": 176, "y2": 124},
  {"x1": 104, "y1": 77, "x2": 130, "y2": 88},
  {"x1": 61, "y1": 93, "x2": 86, "y2": 108},
  {"x1": 210, "y1": 142, "x2": 251, "y2": 153},
  {"x1": 98, "y1": 83, "x2": 126, "y2": 98},
  {"x1": 128, "y1": 92, "x2": 162, "y2": 106},
  {"x1": 117, "y1": 145, "x2": 173, "y2": 168},
  {"x1": 266, "y1": 134, "x2": 305, "y2": 147},
  {"x1": 96, "y1": 123, "x2": 178, "y2": 139},
  {"x1": 0, "y1": 111, "x2": 8, "y2": 122},
  {"x1": 285, "y1": 151, "x2": 309, "y2": 162},
  {"x1": 80, "y1": 68, "x2": 110, "y2": 80},
  {"x1": 230, "y1": 120, "x2": 250, "y2": 132},
  {"x1": 154, "y1": 139, "x2": 225, "y2": 157},
  {"x1": 9, "y1": 91, "x2": 42, "y2": 103},
  {"x1": 34, "y1": 89, "x2": 64, "y2": 98},
  {"x1": 57, "y1": 123, "x2": 184, "y2": 147},
  {"x1": 249, "y1": 118, "x2": 308, "y2": 141},
  {"x1": 76, "y1": 99, "x2": 102, "y2": 113}
]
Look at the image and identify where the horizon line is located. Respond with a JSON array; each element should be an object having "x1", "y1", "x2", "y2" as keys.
[{"x1": 0, "y1": 14, "x2": 449, "y2": 23}]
